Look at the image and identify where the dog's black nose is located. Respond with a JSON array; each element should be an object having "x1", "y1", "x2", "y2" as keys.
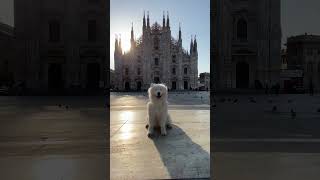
[{"x1": 157, "y1": 92, "x2": 160, "y2": 96}]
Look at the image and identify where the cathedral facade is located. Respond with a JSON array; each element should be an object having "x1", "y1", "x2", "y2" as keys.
[
  {"x1": 13, "y1": 0, "x2": 107, "y2": 94},
  {"x1": 214, "y1": 0, "x2": 281, "y2": 90},
  {"x1": 114, "y1": 12, "x2": 198, "y2": 91}
]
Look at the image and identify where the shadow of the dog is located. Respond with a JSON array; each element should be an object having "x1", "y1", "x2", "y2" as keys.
[{"x1": 147, "y1": 124, "x2": 210, "y2": 178}]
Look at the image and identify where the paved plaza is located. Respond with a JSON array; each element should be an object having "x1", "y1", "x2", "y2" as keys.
[
  {"x1": 110, "y1": 91, "x2": 210, "y2": 179},
  {"x1": 0, "y1": 96, "x2": 107, "y2": 180},
  {"x1": 213, "y1": 93, "x2": 320, "y2": 180}
]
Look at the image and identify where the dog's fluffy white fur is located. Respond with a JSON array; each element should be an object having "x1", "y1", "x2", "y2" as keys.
[{"x1": 146, "y1": 83, "x2": 172, "y2": 137}]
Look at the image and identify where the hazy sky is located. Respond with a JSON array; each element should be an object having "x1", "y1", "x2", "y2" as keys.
[
  {"x1": 281, "y1": 0, "x2": 320, "y2": 46},
  {"x1": 0, "y1": 0, "x2": 13, "y2": 26},
  {"x1": 110, "y1": 0, "x2": 210, "y2": 74}
]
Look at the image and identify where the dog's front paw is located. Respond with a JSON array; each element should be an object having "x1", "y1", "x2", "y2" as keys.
[
  {"x1": 147, "y1": 132, "x2": 154, "y2": 138},
  {"x1": 161, "y1": 131, "x2": 167, "y2": 136}
]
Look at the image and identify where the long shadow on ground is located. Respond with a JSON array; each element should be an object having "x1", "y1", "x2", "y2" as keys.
[{"x1": 150, "y1": 124, "x2": 210, "y2": 179}]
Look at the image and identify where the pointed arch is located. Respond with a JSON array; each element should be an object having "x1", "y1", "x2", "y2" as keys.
[{"x1": 237, "y1": 18, "x2": 247, "y2": 41}]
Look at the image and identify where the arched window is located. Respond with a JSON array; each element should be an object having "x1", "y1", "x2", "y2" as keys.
[
  {"x1": 49, "y1": 20, "x2": 60, "y2": 42},
  {"x1": 307, "y1": 62, "x2": 313, "y2": 73},
  {"x1": 154, "y1": 36, "x2": 159, "y2": 50},
  {"x1": 154, "y1": 58, "x2": 159, "y2": 65},
  {"x1": 172, "y1": 68, "x2": 176, "y2": 75},
  {"x1": 237, "y1": 18, "x2": 247, "y2": 41},
  {"x1": 184, "y1": 67, "x2": 188, "y2": 74},
  {"x1": 172, "y1": 55, "x2": 176, "y2": 63}
]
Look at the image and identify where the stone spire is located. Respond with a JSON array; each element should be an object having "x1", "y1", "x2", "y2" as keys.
[
  {"x1": 179, "y1": 22, "x2": 182, "y2": 41},
  {"x1": 162, "y1": 11, "x2": 165, "y2": 29},
  {"x1": 114, "y1": 34, "x2": 118, "y2": 54},
  {"x1": 190, "y1": 35, "x2": 194, "y2": 54},
  {"x1": 193, "y1": 35, "x2": 197, "y2": 53},
  {"x1": 143, "y1": 11, "x2": 146, "y2": 31},
  {"x1": 166, "y1": 11, "x2": 170, "y2": 29},
  {"x1": 131, "y1": 22, "x2": 134, "y2": 40},
  {"x1": 119, "y1": 34, "x2": 122, "y2": 54},
  {"x1": 131, "y1": 22, "x2": 135, "y2": 49},
  {"x1": 147, "y1": 11, "x2": 150, "y2": 28}
]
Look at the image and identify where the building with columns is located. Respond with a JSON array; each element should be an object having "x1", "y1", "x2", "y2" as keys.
[
  {"x1": 286, "y1": 34, "x2": 320, "y2": 91},
  {"x1": 12, "y1": 0, "x2": 107, "y2": 94},
  {"x1": 114, "y1": 12, "x2": 198, "y2": 91},
  {"x1": 214, "y1": 0, "x2": 281, "y2": 90}
]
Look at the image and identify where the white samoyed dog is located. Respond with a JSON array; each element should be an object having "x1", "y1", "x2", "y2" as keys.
[{"x1": 146, "y1": 83, "x2": 172, "y2": 137}]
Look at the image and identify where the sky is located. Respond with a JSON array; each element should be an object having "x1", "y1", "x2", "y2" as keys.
[
  {"x1": 281, "y1": 0, "x2": 320, "y2": 46},
  {"x1": 110, "y1": 0, "x2": 210, "y2": 74},
  {"x1": 0, "y1": 0, "x2": 13, "y2": 26}
]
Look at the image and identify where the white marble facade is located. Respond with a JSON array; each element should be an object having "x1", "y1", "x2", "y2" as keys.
[{"x1": 114, "y1": 12, "x2": 198, "y2": 91}]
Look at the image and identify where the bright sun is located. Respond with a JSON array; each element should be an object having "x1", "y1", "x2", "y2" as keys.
[{"x1": 121, "y1": 40, "x2": 131, "y2": 53}]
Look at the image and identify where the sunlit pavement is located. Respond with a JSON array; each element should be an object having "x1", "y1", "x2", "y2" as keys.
[
  {"x1": 110, "y1": 92, "x2": 210, "y2": 179},
  {"x1": 213, "y1": 94, "x2": 320, "y2": 180},
  {"x1": 0, "y1": 96, "x2": 107, "y2": 180}
]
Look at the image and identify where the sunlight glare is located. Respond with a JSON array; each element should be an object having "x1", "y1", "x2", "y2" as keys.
[{"x1": 120, "y1": 111, "x2": 134, "y2": 121}]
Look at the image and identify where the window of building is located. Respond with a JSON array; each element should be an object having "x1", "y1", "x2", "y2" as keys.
[
  {"x1": 307, "y1": 62, "x2": 313, "y2": 73},
  {"x1": 237, "y1": 18, "x2": 247, "y2": 41},
  {"x1": 49, "y1": 20, "x2": 60, "y2": 42},
  {"x1": 88, "y1": 20, "x2": 97, "y2": 42},
  {"x1": 154, "y1": 77, "x2": 160, "y2": 83},
  {"x1": 307, "y1": 48, "x2": 313, "y2": 56},
  {"x1": 184, "y1": 67, "x2": 188, "y2": 74},
  {"x1": 125, "y1": 68, "x2": 129, "y2": 75},
  {"x1": 137, "y1": 56, "x2": 141, "y2": 63},
  {"x1": 154, "y1": 58, "x2": 159, "y2": 65},
  {"x1": 172, "y1": 55, "x2": 176, "y2": 63},
  {"x1": 137, "y1": 68, "x2": 141, "y2": 75},
  {"x1": 293, "y1": 48, "x2": 298, "y2": 56},
  {"x1": 172, "y1": 68, "x2": 176, "y2": 75},
  {"x1": 154, "y1": 36, "x2": 159, "y2": 50}
]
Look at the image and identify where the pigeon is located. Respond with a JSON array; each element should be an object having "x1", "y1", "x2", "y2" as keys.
[
  {"x1": 249, "y1": 97, "x2": 257, "y2": 103},
  {"x1": 233, "y1": 98, "x2": 238, "y2": 103},
  {"x1": 58, "y1": 104, "x2": 62, "y2": 108},
  {"x1": 272, "y1": 105, "x2": 277, "y2": 112},
  {"x1": 65, "y1": 105, "x2": 69, "y2": 109}
]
